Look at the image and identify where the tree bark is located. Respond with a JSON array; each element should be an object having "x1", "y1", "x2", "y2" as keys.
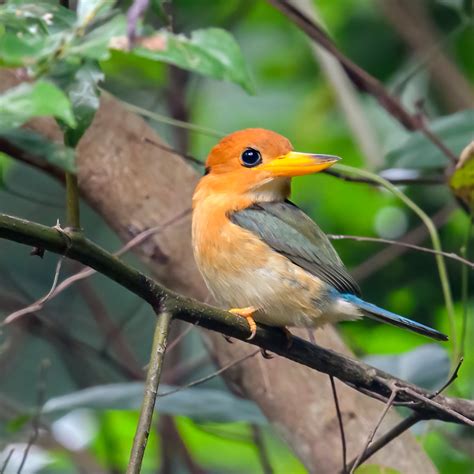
[{"x1": 1, "y1": 70, "x2": 436, "y2": 473}]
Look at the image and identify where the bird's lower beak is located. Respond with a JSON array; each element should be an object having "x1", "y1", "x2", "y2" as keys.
[{"x1": 259, "y1": 151, "x2": 340, "y2": 177}]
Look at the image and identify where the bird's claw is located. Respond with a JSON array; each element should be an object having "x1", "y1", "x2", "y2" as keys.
[
  {"x1": 260, "y1": 348, "x2": 273, "y2": 359},
  {"x1": 228, "y1": 307, "x2": 257, "y2": 340}
]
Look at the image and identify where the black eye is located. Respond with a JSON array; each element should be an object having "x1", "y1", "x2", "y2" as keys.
[{"x1": 241, "y1": 148, "x2": 262, "y2": 168}]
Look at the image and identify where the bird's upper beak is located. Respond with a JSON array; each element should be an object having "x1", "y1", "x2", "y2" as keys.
[{"x1": 259, "y1": 151, "x2": 340, "y2": 177}]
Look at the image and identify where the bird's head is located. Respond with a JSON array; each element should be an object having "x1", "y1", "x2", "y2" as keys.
[{"x1": 194, "y1": 128, "x2": 340, "y2": 207}]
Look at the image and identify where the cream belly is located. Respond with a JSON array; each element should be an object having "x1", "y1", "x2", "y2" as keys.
[{"x1": 196, "y1": 249, "x2": 361, "y2": 328}]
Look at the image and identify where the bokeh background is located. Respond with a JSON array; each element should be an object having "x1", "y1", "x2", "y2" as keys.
[{"x1": 0, "y1": 0, "x2": 473, "y2": 472}]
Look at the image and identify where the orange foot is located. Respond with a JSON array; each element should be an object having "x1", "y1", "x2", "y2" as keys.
[{"x1": 228, "y1": 306, "x2": 257, "y2": 340}]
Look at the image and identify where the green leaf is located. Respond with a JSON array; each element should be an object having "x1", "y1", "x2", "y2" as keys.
[
  {"x1": 0, "y1": 128, "x2": 76, "y2": 173},
  {"x1": 70, "y1": 14, "x2": 126, "y2": 60},
  {"x1": 449, "y1": 141, "x2": 474, "y2": 213},
  {"x1": 0, "y1": 81, "x2": 76, "y2": 131},
  {"x1": 42, "y1": 382, "x2": 266, "y2": 424},
  {"x1": 62, "y1": 62, "x2": 103, "y2": 147},
  {"x1": 121, "y1": 28, "x2": 253, "y2": 93},
  {"x1": 386, "y1": 109, "x2": 474, "y2": 169}
]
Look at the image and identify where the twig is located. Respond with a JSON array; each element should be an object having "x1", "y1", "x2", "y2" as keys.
[
  {"x1": 334, "y1": 163, "x2": 458, "y2": 359},
  {"x1": 144, "y1": 137, "x2": 204, "y2": 166},
  {"x1": 158, "y1": 349, "x2": 260, "y2": 397},
  {"x1": 65, "y1": 172, "x2": 81, "y2": 230},
  {"x1": 126, "y1": 310, "x2": 173, "y2": 474},
  {"x1": 267, "y1": 0, "x2": 458, "y2": 164},
  {"x1": 126, "y1": 0, "x2": 150, "y2": 44},
  {"x1": 3, "y1": 209, "x2": 190, "y2": 325},
  {"x1": 109, "y1": 93, "x2": 225, "y2": 138},
  {"x1": 345, "y1": 354, "x2": 466, "y2": 471},
  {"x1": 327, "y1": 234, "x2": 474, "y2": 269},
  {"x1": 0, "y1": 449, "x2": 14, "y2": 474},
  {"x1": 4, "y1": 251, "x2": 66, "y2": 325},
  {"x1": 350, "y1": 388, "x2": 398, "y2": 473},
  {"x1": 18, "y1": 359, "x2": 50, "y2": 474},
  {"x1": 251, "y1": 424, "x2": 274, "y2": 474},
  {"x1": 330, "y1": 376, "x2": 347, "y2": 474},
  {"x1": 324, "y1": 168, "x2": 444, "y2": 185},
  {"x1": 166, "y1": 323, "x2": 195, "y2": 353},
  {"x1": 0, "y1": 213, "x2": 472, "y2": 425}
]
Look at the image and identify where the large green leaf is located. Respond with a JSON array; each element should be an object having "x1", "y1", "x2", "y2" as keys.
[
  {"x1": 123, "y1": 28, "x2": 254, "y2": 93},
  {"x1": 0, "y1": 128, "x2": 76, "y2": 172},
  {"x1": 0, "y1": 81, "x2": 76, "y2": 131},
  {"x1": 42, "y1": 382, "x2": 266, "y2": 424},
  {"x1": 386, "y1": 109, "x2": 474, "y2": 169}
]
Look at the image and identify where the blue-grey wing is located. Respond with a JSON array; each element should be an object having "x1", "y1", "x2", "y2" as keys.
[{"x1": 229, "y1": 200, "x2": 360, "y2": 296}]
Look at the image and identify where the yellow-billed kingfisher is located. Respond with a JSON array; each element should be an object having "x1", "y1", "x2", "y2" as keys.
[{"x1": 192, "y1": 128, "x2": 447, "y2": 342}]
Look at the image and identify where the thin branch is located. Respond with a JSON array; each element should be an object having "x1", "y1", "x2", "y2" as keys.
[
  {"x1": 0, "y1": 213, "x2": 472, "y2": 425},
  {"x1": 349, "y1": 389, "x2": 398, "y2": 473},
  {"x1": 65, "y1": 172, "x2": 81, "y2": 230},
  {"x1": 0, "y1": 449, "x2": 14, "y2": 474},
  {"x1": 158, "y1": 349, "x2": 260, "y2": 397},
  {"x1": 324, "y1": 168, "x2": 445, "y2": 186},
  {"x1": 251, "y1": 424, "x2": 274, "y2": 474},
  {"x1": 330, "y1": 375, "x2": 347, "y2": 474},
  {"x1": 127, "y1": 310, "x2": 173, "y2": 474},
  {"x1": 334, "y1": 163, "x2": 457, "y2": 359},
  {"x1": 3, "y1": 209, "x2": 190, "y2": 325},
  {"x1": 345, "y1": 353, "x2": 465, "y2": 471},
  {"x1": 18, "y1": 359, "x2": 50, "y2": 474},
  {"x1": 327, "y1": 234, "x2": 474, "y2": 269},
  {"x1": 126, "y1": 0, "x2": 150, "y2": 44},
  {"x1": 267, "y1": 0, "x2": 458, "y2": 163}
]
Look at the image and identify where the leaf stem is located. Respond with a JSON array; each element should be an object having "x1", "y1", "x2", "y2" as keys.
[
  {"x1": 127, "y1": 310, "x2": 173, "y2": 474},
  {"x1": 65, "y1": 172, "x2": 81, "y2": 229},
  {"x1": 334, "y1": 163, "x2": 457, "y2": 358}
]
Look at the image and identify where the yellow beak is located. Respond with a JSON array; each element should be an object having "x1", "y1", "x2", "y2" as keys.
[{"x1": 259, "y1": 151, "x2": 340, "y2": 177}]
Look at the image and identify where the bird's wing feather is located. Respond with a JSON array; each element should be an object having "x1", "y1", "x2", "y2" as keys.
[{"x1": 229, "y1": 200, "x2": 361, "y2": 295}]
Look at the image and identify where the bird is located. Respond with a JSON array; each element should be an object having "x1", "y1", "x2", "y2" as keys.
[{"x1": 192, "y1": 128, "x2": 448, "y2": 343}]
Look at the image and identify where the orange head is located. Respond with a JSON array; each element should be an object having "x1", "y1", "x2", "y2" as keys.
[{"x1": 193, "y1": 128, "x2": 339, "y2": 207}]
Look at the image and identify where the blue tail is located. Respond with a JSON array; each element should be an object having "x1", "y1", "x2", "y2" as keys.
[{"x1": 341, "y1": 294, "x2": 448, "y2": 342}]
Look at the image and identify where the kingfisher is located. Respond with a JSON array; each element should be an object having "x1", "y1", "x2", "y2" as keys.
[{"x1": 192, "y1": 129, "x2": 447, "y2": 343}]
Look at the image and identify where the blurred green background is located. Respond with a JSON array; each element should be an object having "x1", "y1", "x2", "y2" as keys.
[{"x1": 0, "y1": 0, "x2": 473, "y2": 472}]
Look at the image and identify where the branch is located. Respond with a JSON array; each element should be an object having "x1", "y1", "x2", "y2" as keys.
[
  {"x1": 267, "y1": 0, "x2": 458, "y2": 163},
  {"x1": 327, "y1": 234, "x2": 474, "y2": 270},
  {"x1": 0, "y1": 212, "x2": 472, "y2": 426},
  {"x1": 127, "y1": 310, "x2": 172, "y2": 474}
]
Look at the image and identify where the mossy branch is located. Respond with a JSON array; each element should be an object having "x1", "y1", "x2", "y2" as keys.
[{"x1": 0, "y1": 212, "x2": 472, "y2": 426}]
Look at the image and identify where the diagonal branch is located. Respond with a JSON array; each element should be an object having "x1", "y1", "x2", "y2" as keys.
[{"x1": 0, "y1": 212, "x2": 472, "y2": 426}]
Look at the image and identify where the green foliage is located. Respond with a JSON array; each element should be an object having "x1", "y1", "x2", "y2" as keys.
[
  {"x1": 0, "y1": 80, "x2": 76, "y2": 131},
  {"x1": 0, "y1": 128, "x2": 76, "y2": 172},
  {"x1": 355, "y1": 465, "x2": 401, "y2": 474},
  {"x1": 386, "y1": 109, "x2": 474, "y2": 169},
  {"x1": 129, "y1": 27, "x2": 254, "y2": 93},
  {"x1": 0, "y1": 1, "x2": 473, "y2": 473}
]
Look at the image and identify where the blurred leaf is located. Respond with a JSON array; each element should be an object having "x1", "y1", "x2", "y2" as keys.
[
  {"x1": 0, "y1": 81, "x2": 76, "y2": 131},
  {"x1": 70, "y1": 14, "x2": 126, "y2": 60},
  {"x1": 363, "y1": 344, "x2": 450, "y2": 390},
  {"x1": 449, "y1": 141, "x2": 474, "y2": 213},
  {"x1": 0, "y1": 128, "x2": 76, "y2": 172},
  {"x1": 386, "y1": 110, "x2": 474, "y2": 169},
  {"x1": 76, "y1": 0, "x2": 114, "y2": 27},
  {"x1": 0, "y1": 1, "x2": 75, "y2": 34},
  {"x1": 42, "y1": 382, "x2": 266, "y2": 424},
  {"x1": 0, "y1": 32, "x2": 56, "y2": 67},
  {"x1": 120, "y1": 28, "x2": 253, "y2": 92},
  {"x1": 355, "y1": 466, "x2": 400, "y2": 474},
  {"x1": 62, "y1": 62, "x2": 103, "y2": 147}
]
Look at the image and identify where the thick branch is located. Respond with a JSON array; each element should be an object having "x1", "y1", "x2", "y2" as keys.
[{"x1": 1, "y1": 213, "x2": 472, "y2": 426}]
